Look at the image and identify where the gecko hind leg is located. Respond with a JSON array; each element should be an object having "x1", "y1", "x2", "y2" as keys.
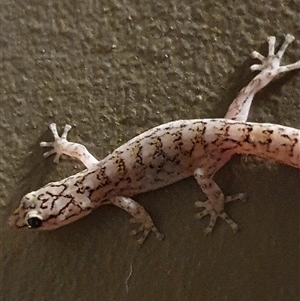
[
  {"x1": 225, "y1": 34, "x2": 300, "y2": 121},
  {"x1": 194, "y1": 167, "x2": 246, "y2": 235}
]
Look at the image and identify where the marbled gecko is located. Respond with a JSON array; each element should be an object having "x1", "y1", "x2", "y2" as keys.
[{"x1": 9, "y1": 35, "x2": 300, "y2": 244}]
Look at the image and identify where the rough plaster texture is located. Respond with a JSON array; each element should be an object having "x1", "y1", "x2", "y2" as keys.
[{"x1": 1, "y1": 1, "x2": 299, "y2": 300}]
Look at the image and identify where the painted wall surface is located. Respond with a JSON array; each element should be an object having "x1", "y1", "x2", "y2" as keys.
[{"x1": 1, "y1": 1, "x2": 299, "y2": 300}]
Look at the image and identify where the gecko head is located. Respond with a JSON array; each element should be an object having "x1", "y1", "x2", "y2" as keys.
[
  {"x1": 8, "y1": 184, "x2": 93, "y2": 230},
  {"x1": 8, "y1": 191, "x2": 50, "y2": 230}
]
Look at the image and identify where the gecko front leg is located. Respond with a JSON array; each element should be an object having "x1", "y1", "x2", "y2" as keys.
[
  {"x1": 109, "y1": 196, "x2": 165, "y2": 245},
  {"x1": 40, "y1": 123, "x2": 99, "y2": 169}
]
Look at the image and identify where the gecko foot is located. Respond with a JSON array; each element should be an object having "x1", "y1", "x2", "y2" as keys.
[
  {"x1": 40, "y1": 123, "x2": 98, "y2": 168},
  {"x1": 109, "y1": 196, "x2": 165, "y2": 245},
  {"x1": 250, "y1": 34, "x2": 300, "y2": 74},
  {"x1": 40, "y1": 123, "x2": 72, "y2": 163},
  {"x1": 195, "y1": 193, "x2": 246, "y2": 235},
  {"x1": 129, "y1": 218, "x2": 165, "y2": 245}
]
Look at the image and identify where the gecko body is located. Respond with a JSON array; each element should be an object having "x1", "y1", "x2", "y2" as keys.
[{"x1": 9, "y1": 35, "x2": 300, "y2": 244}]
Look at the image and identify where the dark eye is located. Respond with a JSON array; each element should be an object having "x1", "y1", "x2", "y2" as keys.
[{"x1": 27, "y1": 217, "x2": 43, "y2": 228}]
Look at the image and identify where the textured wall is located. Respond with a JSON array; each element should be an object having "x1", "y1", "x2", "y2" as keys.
[{"x1": 1, "y1": 1, "x2": 299, "y2": 300}]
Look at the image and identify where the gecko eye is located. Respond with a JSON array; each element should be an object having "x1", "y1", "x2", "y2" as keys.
[{"x1": 27, "y1": 217, "x2": 43, "y2": 228}]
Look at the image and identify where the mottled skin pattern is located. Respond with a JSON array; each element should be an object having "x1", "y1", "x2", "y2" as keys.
[{"x1": 9, "y1": 35, "x2": 300, "y2": 244}]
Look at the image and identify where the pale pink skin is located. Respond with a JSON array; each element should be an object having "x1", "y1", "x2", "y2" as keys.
[{"x1": 9, "y1": 35, "x2": 300, "y2": 244}]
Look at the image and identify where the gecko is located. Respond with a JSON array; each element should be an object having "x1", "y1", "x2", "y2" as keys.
[{"x1": 9, "y1": 34, "x2": 300, "y2": 244}]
